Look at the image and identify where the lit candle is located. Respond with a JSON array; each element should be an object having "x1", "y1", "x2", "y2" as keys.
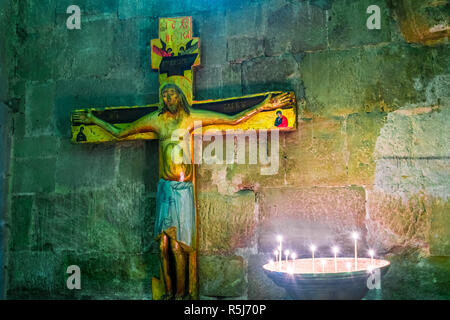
[
  {"x1": 284, "y1": 250, "x2": 290, "y2": 270},
  {"x1": 277, "y1": 246, "x2": 282, "y2": 269},
  {"x1": 276, "y1": 235, "x2": 283, "y2": 267},
  {"x1": 346, "y1": 262, "x2": 352, "y2": 272},
  {"x1": 274, "y1": 250, "x2": 279, "y2": 270},
  {"x1": 310, "y1": 245, "x2": 316, "y2": 273},
  {"x1": 332, "y1": 246, "x2": 339, "y2": 272},
  {"x1": 352, "y1": 232, "x2": 359, "y2": 270},
  {"x1": 368, "y1": 249, "x2": 375, "y2": 266},
  {"x1": 367, "y1": 265, "x2": 374, "y2": 274},
  {"x1": 291, "y1": 252, "x2": 296, "y2": 270},
  {"x1": 321, "y1": 259, "x2": 326, "y2": 273}
]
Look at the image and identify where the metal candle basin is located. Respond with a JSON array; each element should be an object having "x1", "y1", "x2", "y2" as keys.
[{"x1": 263, "y1": 257, "x2": 390, "y2": 300}]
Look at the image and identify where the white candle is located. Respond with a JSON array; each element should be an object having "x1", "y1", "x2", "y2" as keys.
[
  {"x1": 368, "y1": 249, "x2": 375, "y2": 266},
  {"x1": 332, "y1": 246, "x2": 339, "y2": 272},
  {"x1": 291, "y1": 252, "x2": 296, "y2": 270},
  {"x1": 277, "y1": 235, "x2": 283, "y2": 267},
  {"x1": 346, "y1": 262, "x2": 352, "y2": 272},
  {"x1": 321, "y1": 259, "x2": 326, "y2": 273},
  {"x1": 367, "y1": 265, "x2": 374, "y2": 274},
  {"x1": 274, "y1": 250, "x2": 279, "y2": 270},
  {"x1": 310, "y1": 245, "x2": 316, "y2": 273},
  {"x1": 284, "y1": 250, "x2": 290, "y2": 271},
  {"x1": 352, "y1": 232, "x2": 359, "y2": 270},
  {"x1": 277, "y1": 245, "x2": 282, "y2": 269}
]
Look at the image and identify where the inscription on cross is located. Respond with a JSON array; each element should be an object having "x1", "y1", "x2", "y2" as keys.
[{"x1": 70, "y1": 16, "x2": 297, "y2": 300}]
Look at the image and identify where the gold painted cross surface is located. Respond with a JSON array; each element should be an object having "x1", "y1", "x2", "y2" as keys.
[
  {"x1": 71, "y1": 16, "x2": 296, "y2": 144},
  {"x1": 70, "y1": 16, "x2": 297, "y2": 300}
]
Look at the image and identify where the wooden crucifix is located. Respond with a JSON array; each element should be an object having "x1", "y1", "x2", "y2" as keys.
[{"x1": 71, "y1": 16, "x2": 297, "y2": 300}]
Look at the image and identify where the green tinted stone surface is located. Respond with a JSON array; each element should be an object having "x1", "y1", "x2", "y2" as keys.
[{"x1": 3, "y1": 0, "x2": 450, "y2": 300}]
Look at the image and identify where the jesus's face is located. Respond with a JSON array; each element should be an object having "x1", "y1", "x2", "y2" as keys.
[{"x1": 162, "y1": 88, "x2": 181, "y2": 113}]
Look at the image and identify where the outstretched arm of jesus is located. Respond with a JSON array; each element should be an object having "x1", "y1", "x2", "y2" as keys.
[
  {"x1": 190, "y1": 92, "x2": 295, "y2": 128},
  {"x1": 72, "y1": 109, "x2": 159, "y2": 139}
]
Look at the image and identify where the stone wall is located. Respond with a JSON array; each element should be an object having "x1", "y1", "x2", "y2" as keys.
[{"x1": 2, "y1": 0, "x2": 450, "y2": 299}]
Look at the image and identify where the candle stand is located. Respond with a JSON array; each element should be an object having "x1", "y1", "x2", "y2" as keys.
[{"x1": 263, "y1": 257, "x2": 390, "y2": 300}]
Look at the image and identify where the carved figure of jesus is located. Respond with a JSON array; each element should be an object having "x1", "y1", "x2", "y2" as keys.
[{"x1": 72, "y1": 83, "x2": 293, "y2": 299}]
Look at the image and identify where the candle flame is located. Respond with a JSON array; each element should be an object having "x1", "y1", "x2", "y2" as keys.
[
  {"x1": 310, "y1": 245, "x2": 316, "y2": 252},
  {"x1": 285, "y1": 250, "x2": 290, "y2": 256},
  {"x1": 352, "y1": 232, "x2": 359, "y2": 240},
  {"x1": 332, "y1": 246, "x2": 339, "y2": 254},
  {"x1": 276, "y1": 235, "x2": 283, "y2": 242},
  {"x1": 368, "y1": 249, "x2": 375, "y2": 257},
  {"x1": 291, "y1": 252, "x2": 296, "y2": 259}
]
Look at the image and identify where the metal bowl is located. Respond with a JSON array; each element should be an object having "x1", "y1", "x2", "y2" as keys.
[{"x1": 263, "y1": 258, "x2": 390, "y2": 300}]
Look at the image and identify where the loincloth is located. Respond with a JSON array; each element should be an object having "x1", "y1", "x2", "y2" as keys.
[{"x1": 154, "y1": 178, "x2": 195, "y2": 246}]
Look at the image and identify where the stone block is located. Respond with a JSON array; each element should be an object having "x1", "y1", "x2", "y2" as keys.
[
  {"x1": 247, "y1": 253, "x2": 287, "y2": 299},
  {"x1": 301, "y1": 44, "x2": 449, "y2": 117},
  {"x1": 55, "y1": 140, "x2": 116, "y2": 192},
  {"x1": 32, "y1": 192, "x2": 89, "y2": 253},
  {"x1": 225, "y1": 2, "x2": 264, "y2": 38},
  {"x1": 7, "y1": 251, "x2": 63, "y2": 297},
  {"x1": 197, "y1": 190, "x2": 256, "y2": 254},
  {"x1": 227, "y1": 37, "x2": 264, "y2": 63},
  {"x1": 199, "y1": 255, "x2": 245, "y2": 297},
  {"x1": 391, "y1": 0, "x2": 450, "y2": 46},
  {"x1": 380, "y1": 255, "x2": 450, "y2": 299},
  {"x1": 17, "y1": 29, "x2": 68, "y2": 82},
  {"x1": 195, "y1": 63, "x2": 242, "y2": 100},
  {"x1": 374, "y1": 157, "x2": 450, "y2": 199},
  {"x1": 328, "y1": 0, "x2": 391, "y2": 49},
  {"x1": 265, "y1": 1, "x2": 327, "y2": 56},
  {"x1": 195, "y1": 10, "x2": 227, "y2": 66},
  {"x1": 411, "y1": 107, "x2": 450, "y2": 158},
  {"x1": 63, "y1": 19, "x2": 116, "y2": 78},
  {"x1": 9, "y1": 195, "x2": 34, "y2": 251},
  {"x1": 373, "y1": 110, "x2": 450, "y2": 198},
  {"x1": 7, "y1": 251, "x2": 156, "y2": 299},
  {"x1": 86, "y1": 186, "x2": 150, "y2": 254},
  {"x1": 196, "y1": 131, "x2": 290, "y2": 193},
  {"x1": 25, "y1": 81, "x2": 56, "y2": 136},
  {"x1": 284, "y1": 117, "x2": 348, "y2": 187},
  {"x1": 373, "y1": 111, "x2": 413, "y2": 159},
  {"x1": 347, "y1": 112, "x2": 387, "y2": 185},
  {"x1": 60, "y1": 251, "x2": 152, "y2": 299},
  {"x1": 14, "y1": 136, "x2": 60, "y2": 159},
  {"x1": 242, "y1": 55, "x2": 297, "y2": 95},
  {"x1": 117, "y1": 141, "x2": 148, "y2": 183},
  {"x1": 429, "y1": 198, "x2": 450, "y2": 256},
  {"x1": 13, "y1": 157, "x2": 56, "y2": 193},
  {"x1": 258, "y1": 186, "x2": 366, "y2": 255},
  {"x1": 365, "y1": 190, "x2": 431, "y2": 253},
  {"x1": 20, "y1": 0, "x2": 56, "y2": 33}
]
